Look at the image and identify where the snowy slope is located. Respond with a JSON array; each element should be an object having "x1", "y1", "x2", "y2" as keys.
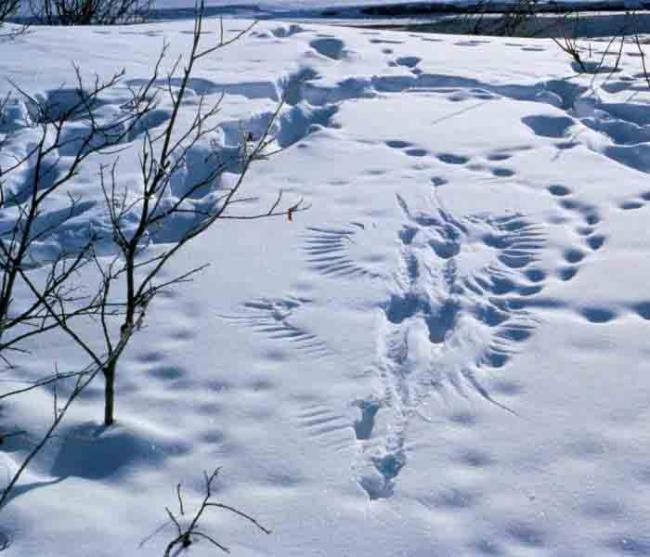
[{"x1": 2, "y1": 15, "x2": 650, "y2": 557}]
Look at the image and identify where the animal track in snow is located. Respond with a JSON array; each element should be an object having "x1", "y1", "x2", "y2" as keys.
[
  {"x1": 302, "y1": 223, "x2": 385, "y2": 280},
  {"x1": 631, "y1": 302, "x2": 650, "y2": 321},
  {"x1": 221, "y1": 296, "x2": 330, "y2": 357},
  {"x1": 306, "y1": 184, "x2": 608, "y2": 500},
  {"x1": 7, "y1": 49, "x2": 650, "y2": 268},
  {"x1": 294, "y1": 401, "x2": 352, "y2": 451},
  {"x1": 369, "y1": 38, "x2": 404, "y2": 45},
  {"x1": 270, "y1": 24, "x2": 304, "y2": 38},
  {"x1": 310, "y1": 38, "x2": 347, "y2": 60},
  {"x1": 454, "y1": 39, "x2": 490, "y2": 47},
  {"x1": 385, "y1": 140, "x2": 518, "y2": 179},
  {"x1": 389, "y1": 56, "x2": 421, "y2": 69},
  {"x1": 486, "y1": 152, "x2": 513, "y2": 162},
  {"x1": 437, "y1": 153, "x2": 469, "y2": 165},
  {"x1": 522, "y1": 114, "x2": 576, "y2": 139},
  {"x1": 385, "y1": 139, "x2": 431, "y2": 159},
  {"x1": 546, "y1": 184, "x2": 605, "y2": 284},
  {"x1": 356, "y1": 196, "x2": 548, "y2": 499},
  {"x1": 491, "y1": 167, "x2": 516, "y2": 177},
  {"x1": 353, "y1": 399, "x2": 381, "y2": 441},
  {"x1": 616, "y1": 190, "x2": 650, "y2": 212},
  {"x1": 296, "y1": 69, "x2": 650, "y2": 174}
]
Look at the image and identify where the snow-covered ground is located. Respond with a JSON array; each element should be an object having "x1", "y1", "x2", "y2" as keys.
[{"x1": 2, "y1": 13, "x2": 650, "y2": 557}]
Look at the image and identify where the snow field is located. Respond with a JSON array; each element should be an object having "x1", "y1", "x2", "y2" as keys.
[{"x1": 1, "y1": 16, "x2": 650, "y2": 556}]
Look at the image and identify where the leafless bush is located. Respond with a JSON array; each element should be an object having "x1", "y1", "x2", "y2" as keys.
[
  {"x1": 0, "y1": 68, "x2": 157, "y2": 364},
  {"x1": 28, "y1": 0, "x2": 152, "y2": 25},
  {"x1": 629, "y1": 13, "x2": 650, "y2": 88},
  {"x1": 554, "y1": 33, "x2": 590, "y2": 72},
  {"x1": 0, "y1": 63, "x2": 161, "y2": 508},
  {"x1": 634, "y1": 34, "x2": 650, "y2": 88},
  {"x1": 0, "y1": 0, "x2": 26, "y2": 39},
  {"x1": 0, "y1": 0, "x2": 19, "y2": 22},
  {"x1": 550, "y1": 11, "x2": 650, "y2": 83},
  {"x1": 463, "y1": 0, "x2": 540, "y2": 37},
  {"x1": 91, "y1": 9, "x2": 305, "y2": 426},
  {"x1": 0, "y1": 1, "x2": 304, "y2": 514},
  {"x1": 160, "y1": 468, "x2": 270, "y2": 556}
]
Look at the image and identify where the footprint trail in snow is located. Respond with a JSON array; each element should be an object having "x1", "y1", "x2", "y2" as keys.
[{"x1": 354, "y1": 193, "x2": 549, "y2": 498}]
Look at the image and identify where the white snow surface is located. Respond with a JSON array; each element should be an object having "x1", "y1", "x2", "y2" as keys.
[{"x1": 2, "y1": 16, "x2": 650, "y2": 557}]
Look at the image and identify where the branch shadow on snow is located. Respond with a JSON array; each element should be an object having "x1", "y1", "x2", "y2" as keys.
[
  {"x1": 1, "y1": 422, "x2": 190, "y2": 506},
  {"x1": 50, "y1": 422, "x2": 190, "y2": 480}
]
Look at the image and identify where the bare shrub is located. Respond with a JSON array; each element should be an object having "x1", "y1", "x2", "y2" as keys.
[
  {"x1": 0, "y1": 68, "x2": 157, "y2": 365},
  {"x1": 464, "y1": 0, "x2": 540, "y2": 37},
  {"x1": 28, "y1": 0, "x2": 153, "y2": 25},
  {"x1": 0, "y1": 2, "x2": 304, "y2": 514},
  {"x1": 155, "y1": 469, "x2": 270, "y2": 555},
  {"x1": 90, "y1": 10, "x2": 305, "y2": 426},
  {"x1": 551, "y1": 15, "x2": 589, "y2": 73},
  {"x1": 0, "y1": 0, "x2": 19, "y2": 22},
  {"x1": 0, "y1": 65, "x2": 159, "y2": 509},
  {"x1": 630, "y1": 13, "x2": 650, "y2": 88}
]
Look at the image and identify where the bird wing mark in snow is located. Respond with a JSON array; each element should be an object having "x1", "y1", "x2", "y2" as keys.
[
  {"x1": 302, "y1": 224, "x2": 385, "y2": 280},
  {"x1": 219, "y1": 296, "x2": 330, "y2": 357},
  {"x1": 356, "y1": 197, "x2": 547, "y2": 500},
  {"x1": 294, "y1": 401, "x2": 352, "y2": 452}
]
